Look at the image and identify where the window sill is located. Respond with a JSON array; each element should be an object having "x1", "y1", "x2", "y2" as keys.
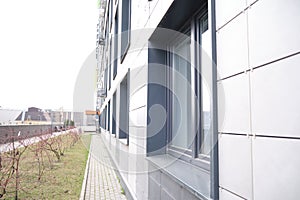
[
  {"x1": 146, "y1": 154, "x2": 211, "y2": 200},
  {"x1": 168, "y1": 148, "x2": 210, "y2": 171}
]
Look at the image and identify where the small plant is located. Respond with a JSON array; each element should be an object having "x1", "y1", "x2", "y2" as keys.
[
  {"x1": 29, "y1": 140, "x2": 46, "y2": 181},
  {"x1": 42, "y1": 137, "x2": 61, "y2": 162},
  {"x1": 121, "y1": 187, "x2": 125, "y2": 195},
  {"x1": 0, "y1": 151, "x2": 14, "y2": 198}
]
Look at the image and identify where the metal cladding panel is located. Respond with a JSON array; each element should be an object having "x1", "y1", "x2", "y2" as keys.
[
  {"x1": 248, "y1": 0, "x2": 300, "y2": 67},
  {"x1": 218, "y1": 73, "x2": 251, "y2": 134},
  {"x1": 215, "y1": 0, "x2": 247, "y2": 28},
  {"x1": 251, "y1": 54, "x2": 300, "y2": 138},
  {"x1": 219, "y1": 134, "x2": 253, "y2": 199},
  {"x1": 217, "y1": 12, "x2": 248, "y2": 79},
  {"x1": 253, "y1": 137, "x2": 300, "y2": 200}
]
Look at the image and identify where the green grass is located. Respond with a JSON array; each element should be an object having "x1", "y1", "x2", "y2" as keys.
[{"x1": 4, "y1": 133, "x2": 91, "y2": 200}]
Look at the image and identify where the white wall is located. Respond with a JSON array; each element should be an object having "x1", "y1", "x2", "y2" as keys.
[{"x1": 217, "y1": 0, "x2": 300, "y2": 199}]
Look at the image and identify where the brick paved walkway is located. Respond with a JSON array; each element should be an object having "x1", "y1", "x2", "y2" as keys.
[{"x1": 82, "y1": 134, "x2": 126, "y2": 200}]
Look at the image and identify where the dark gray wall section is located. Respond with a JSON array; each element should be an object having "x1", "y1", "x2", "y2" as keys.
[
  {"x1": 158, "y1": 0, "x2": 206, "y2": 31},
  {"x1": 119, "y1": 77, "x2": 129, "y2": 139},
  {"x1": 147, "y1": 44, "x2": 167, "y2": 156},
  {"x1": 112, "y1": 93, "x2": 117, "y2": 134}
]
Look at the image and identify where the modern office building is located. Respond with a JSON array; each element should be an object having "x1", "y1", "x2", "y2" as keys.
[{"x1": 96, "y1": 0, "x2": 300, "y2": 199}]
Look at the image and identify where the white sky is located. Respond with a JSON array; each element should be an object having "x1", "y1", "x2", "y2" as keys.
[{"x1": 0, "y1": 0, "x2": 98, "y2": 111}]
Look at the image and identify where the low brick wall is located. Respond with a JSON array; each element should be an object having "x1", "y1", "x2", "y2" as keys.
[{"x1": 0, "y1": 124, "x2": 62, "y2": 144}]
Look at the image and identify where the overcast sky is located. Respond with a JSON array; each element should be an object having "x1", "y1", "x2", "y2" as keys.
[{"x1": 0, "y1": 0, "x2": 98, "y2": 111}]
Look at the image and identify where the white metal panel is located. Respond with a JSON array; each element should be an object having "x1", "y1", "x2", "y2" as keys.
[
  {"x1": 219, "y1": 188, "x2": 245, "y2": 200},
  {"x1": 130, "y1": 64, "x2": 148, "y2": 96},
  {"x1": 217, "y1": 12, "x2": 248, "y2": 79},
  {"x1": 147, "y1": 0, "x2": 174, "y2": 28},
  {"x1": 129, "y1": 106, "x2": 147, "y2": 127},
  {"x1": 219, "y1": 134, "x2": 253, "y2": 199},
  {"x1": 136, "y1": 161, "x2": 149, "y2": 199},
  {"x1": 132, "y1": 0, "x2": 150, "y2": 29},
  {"x1": 218, "y1": 73, "x2": 251, "y2": 134},
  {"x1": 130, "y1": 86, "x2": 147, "y2": 111},
  {"x1": 247, "y1": 0, "x2": 258, "y2": 6},
  {"x1": 216, "y1": 0, "x2": 247, "y2": 29},
  {"x1": 129, "y1": 127, "x2": 147, "y2": 152},
  {"x1": 248, "y1": 0, "x2": 300, "y2": 67},
  {"x1": 251, "y1": 54, "x2": 300, "y2": 138},
  {"x1": 253, "y1": 137, "x2": 300, "y2": 200}
]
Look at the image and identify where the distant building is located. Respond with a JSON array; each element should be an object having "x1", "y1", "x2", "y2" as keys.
[
  {"x1": 44, "y1": 109, "x2": 74, "y2": 125},
  {"x1": 15, "y1": 107, "x2": 50, "y2": 124},
  {"x1": 73, "y1": 112, "x2": 84, "y2": 126},
  {"x1": 0, "y1": 109, "x2": 22, "y2": 125}
]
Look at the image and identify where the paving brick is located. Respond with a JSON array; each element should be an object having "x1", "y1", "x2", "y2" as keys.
[{"x1": 82, "y1": 134, "x2": 127, "y2": 200}]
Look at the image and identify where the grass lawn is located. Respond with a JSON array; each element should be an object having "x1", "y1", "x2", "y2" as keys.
[{"x1": 3, "y1": 133, "x2": 91, "y2": 200}]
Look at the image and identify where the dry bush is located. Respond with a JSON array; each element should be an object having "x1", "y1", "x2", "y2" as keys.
[
  {"x1": 0, "y1": 134, "x2": 29, "y2": 199},
  {"x1": 0, "y1": 128, "x2": 81, "y2": 199}
]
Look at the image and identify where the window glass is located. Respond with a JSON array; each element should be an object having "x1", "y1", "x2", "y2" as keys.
[
  {"x1": 112, "y1": 93, "x2": 116, "y2": 134},
  {"x1": 121, "y1": 0, "x2": 131, "y2": 62},
  {"x1": 113, "y1": 10, "x2": 118, "y2": 79},
  {"x1": 199, "y1": 14, "x2": 212, "y2": 156},
  {"x1": 171, "y1": 34, "x2": 192, "y2": 150},
  {"x1": 107, "y1": 101, "x2": 111, "y2": 132},
  {"x1": 119, "y1": 77, "x2": 129, "y2": 144},
  {"x1": 167, "y1": 11, "x2": 212, "y2": 158}
]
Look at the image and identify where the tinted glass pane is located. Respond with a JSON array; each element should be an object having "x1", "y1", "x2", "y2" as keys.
[
  {"x1": 200, "y1": 14, "x2": 212, "y2": 156},
  {"x1": 171, "y1": 35, "x2": 192, "y2": 150}
]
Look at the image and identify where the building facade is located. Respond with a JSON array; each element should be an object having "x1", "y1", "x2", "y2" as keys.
[{"x1": 96, "y1": 0, "x2": 300, "y2": 199}]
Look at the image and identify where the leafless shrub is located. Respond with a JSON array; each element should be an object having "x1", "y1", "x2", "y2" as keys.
[{"x1": 0, "y1": 133, "x2": 29, "y2": 199}]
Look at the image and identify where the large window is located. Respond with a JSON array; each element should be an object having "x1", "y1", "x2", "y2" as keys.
[
  {"x1": 168, "y1": 11, "x2": 212, "y2": 161},
  {"x1": 198, "y1": 14, "x2": 211, "y2": 156},
  {"x1": 113, "y1": 8, "x2": 118, "y2": 79},
  {"x1": 112, "y1": 92, "x2": 116, "y2": 135},
  {"x1": 109, "y1": 0, "x2": 113, "y2": 32},
  {"x1": 109, "y1": 38, "x2": 112, "y2": 89},
  {"x1": 170, "y1": 29, "x2": 192, "y2": 151},
  {"x1": 107, "y1": 100, "x2": 111, "y2": 132},
  {"x1": 100, "y1": 106, "x2": 107, "y2": 130},
  {"x1": 120, "y1": 0, "x2": 131, "y2": 62},
  {"x1": 119, "y1": 76, "x2": 129, "y2": 145},
  {"x1": 104, "y1": 106, "x2": 107, "y2": 129}
]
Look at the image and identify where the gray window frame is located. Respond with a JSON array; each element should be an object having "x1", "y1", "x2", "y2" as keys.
[{"x1": 166, "y1": 8, "x2": 211, "y2": 171}]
